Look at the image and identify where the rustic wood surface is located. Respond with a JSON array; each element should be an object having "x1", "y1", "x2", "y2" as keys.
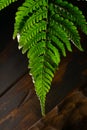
[
  {"x1": 30, "y1": 86, "x2": 87, "y2": 130},
  {"x1": 0, "y1": 1, "x2": 87, "y2": 130},
  {"x1": 0, "y1": 41, "x2": 28, "y2": 96},
  {"x1": 0, "y1": 40, "x2": 87, "y2": 130}
]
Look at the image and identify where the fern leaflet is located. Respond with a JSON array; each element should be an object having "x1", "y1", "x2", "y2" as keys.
[{"x1": 0, "y1": 0, "x2": 18, "y2": 10}]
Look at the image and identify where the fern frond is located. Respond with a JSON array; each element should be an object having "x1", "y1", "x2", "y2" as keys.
[
  {"x1": 28, "y1": 41, "x2": 60, "y2": 115},
  {"x1": 13, "y1": 0, "x2": 47, "y2": 38},
  {"x1": 50, "y1": 20, "x2": 72, "y2": 52},
  {"x1": 1, "y1": 0, "x2": 86, "y2": 116},
  {"x1": 20, "y1": 7, "x2": 47, "y2": 37},
  {"x1": 28, "y1": 41, "x2": 46, "y2": 60},
  {"x1": 55, "y1": 0, "x2": 87, "y2": 34},
  {"x1": 20, "y1": 20, "x2": 47, "y2": 43},
  {"x1": 22, "y1": 32, "x2": 46, "y2": 54},
  {"x1": 0, "y1": 0, "x2": 18, "y2": 10},
  {"x1": 53, "y1": 15, "x2": 82, "y2": 51},
  {"x1": 49, "y1": 3, "x2": 83, "y2": 51},
  {"x1": 50, "y1": 34, "x2": 66, "y2": 56}
]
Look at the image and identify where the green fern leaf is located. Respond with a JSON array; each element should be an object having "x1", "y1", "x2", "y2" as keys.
[
  {"x1": 49, "y1": 20, "x2": 72, "y2": 52},
  {"x1": 0, "y1": 0, "x2": 18, "y2": 10},
  {"x1": 49, "y1": 3, "x2": 83, "y2": 51},
  {"x1": 13, "y1": 0, "x2": 87, "y2": 116},
  {"x1": 13, "y1": 0, "x2": 47, "y2": 38},
  {"x1": 1, "y1": 0, "x2": 87, "y2": 116},
  {"x1": 55, "y1": 0, "x2": 87, "y2": 34},
  {"x1": 50, "y1": 34, "x2": 66, "y2": 57}
]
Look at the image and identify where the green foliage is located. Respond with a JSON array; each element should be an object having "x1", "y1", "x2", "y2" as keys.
[
  {"x1": 0, "y1": 0, "x2": 87, "y2": 116},
  {"x1": 0, "y1": 0, "x2": 18, "y2": 10}
]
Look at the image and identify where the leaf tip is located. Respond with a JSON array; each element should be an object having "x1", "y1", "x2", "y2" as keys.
[{"x1": 17, "y1": 33, "x2": 20, "y2": 42}]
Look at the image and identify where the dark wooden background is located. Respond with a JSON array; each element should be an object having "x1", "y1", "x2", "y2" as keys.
[{"x1": 0, "y1": 1, "x2": 87, "y2": 130}]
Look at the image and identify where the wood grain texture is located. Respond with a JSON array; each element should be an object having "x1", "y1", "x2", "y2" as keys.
[
  {"x1": 0, "y1": 1, "x2": 87, "y2": 130},
  {"x1": 29, "y1": 86, "x2": 87, "y2": 130},
  {"x1": 0, "y1": 40, "x2": 28, "y2": 96},
  {"x1": 0, "y1": 74, "x2": 42, "y2": 130},
  {"x1": 0, "y1": 39, "x2": 87, "y2": 130}
]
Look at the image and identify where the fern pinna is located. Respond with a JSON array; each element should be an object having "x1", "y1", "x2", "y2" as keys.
[{"x1": 0, "y1": 0, "x2": 87, "y2": 116}]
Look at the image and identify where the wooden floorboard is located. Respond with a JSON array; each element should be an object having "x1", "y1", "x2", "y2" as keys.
[
  {"x1": 0, "y1": 74, "x2": 42, "y2": 130},
  {"x1": 0, "y1": 40, "x2": 87, "y2": 129},
  {"x1": 29, "y1": 87, "x2": 87, "y2": 130},
  {"x1": 0, "y1": 1, "x2": 87, "y2": 130},
  {"x1": 0, "y1": 40, "x2": 28, "y2": 96}
]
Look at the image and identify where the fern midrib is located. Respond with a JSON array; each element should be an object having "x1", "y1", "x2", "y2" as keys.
[
  {"x1": 38, "y1": 0, "x2": 49, "y2": 116},
  {"x1": 41, "y1": 0, "x2": 48, "y2": 87}
]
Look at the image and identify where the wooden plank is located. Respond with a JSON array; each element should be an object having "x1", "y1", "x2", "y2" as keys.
[
  {"x1": 0, "y1": 1, "x2": 87, "y2": 130},
  {"x1": 0, "y1": 40, "x2": 28, "y2": 96},
  {"x1": 0, "y1": 74, "x2": 41, "y2": 130},
  {"x1": 0, "y1": 49, "x2": 87, "y2": 130},
  {"x1": 46, "y1": 51, "x2": 87, "y2": 113},
  {"x1": 29, "y1": 87, "x2": 87, "y2": 130}
]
